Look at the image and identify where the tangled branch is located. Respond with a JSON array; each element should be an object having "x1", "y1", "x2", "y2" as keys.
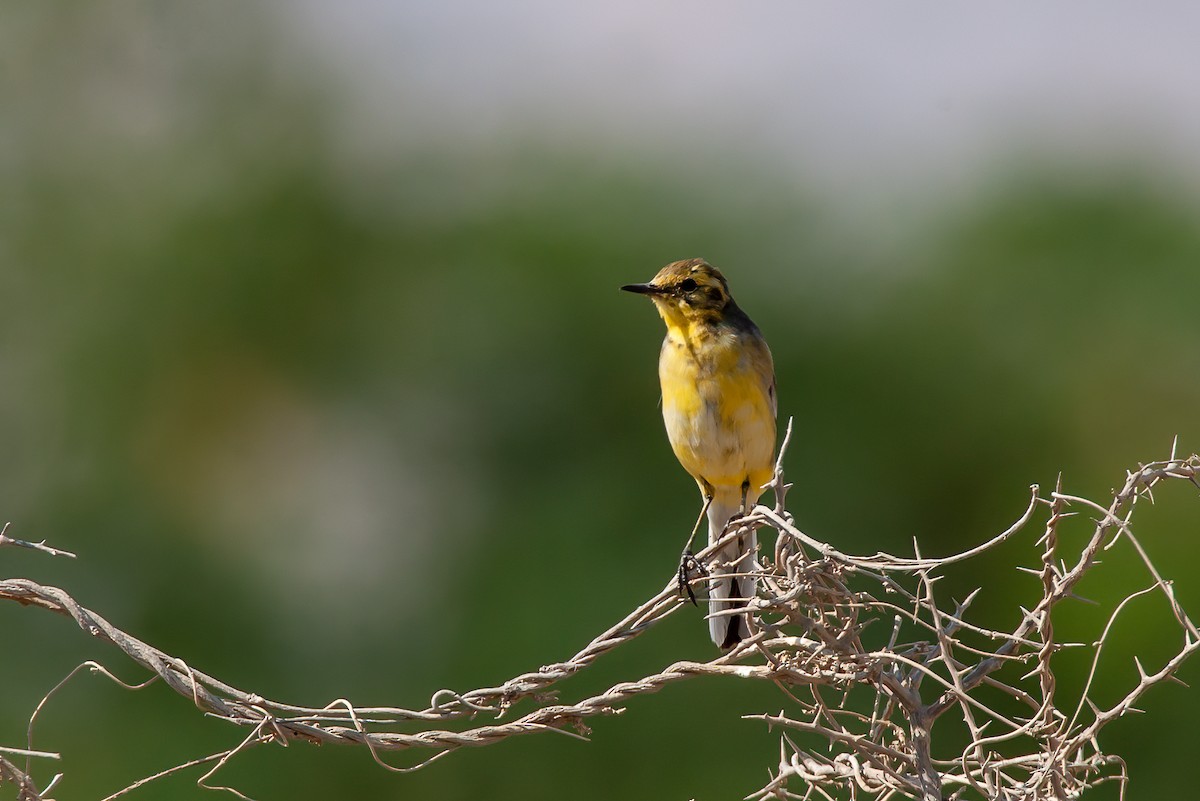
[{"x1": 2, "y1": 436, "x2": 1198, "y2": 800}]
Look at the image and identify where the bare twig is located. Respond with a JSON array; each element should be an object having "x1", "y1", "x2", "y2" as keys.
[
  {"x1": 0, "y1": 522, "x2": 76, "y2": 559},
  {"x1": 2, "y1": 445, "x2": 1197, "y2": 800},
  {"x1": 0, "y1": 754, "x2": 52, "y2": 801}
]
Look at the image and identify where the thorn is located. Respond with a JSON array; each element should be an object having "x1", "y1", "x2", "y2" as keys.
[
  {"x1": 958, "y1": 587, "x2": 982, "y2": 608},
  {"x1": 1167, "y1": 674, "x2": 1190, "y2": 688},
  {"x1": 1133, "y1": 656, "x2": 1147, "y2": 679},
  {"x1": 1067, "y1": 593, "x2": 1099, "y2": 606},
  {"x1": 1015, "y1": 566, "x2": 1042, "y2": 576}
]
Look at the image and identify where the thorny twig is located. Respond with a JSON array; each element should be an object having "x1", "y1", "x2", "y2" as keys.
[
  {"x1": 2, "y1": 435, "x2": 1198, "y2": 800},
  {"x1": 0, "y1": 522, "x2": 76, "y2": 560}
]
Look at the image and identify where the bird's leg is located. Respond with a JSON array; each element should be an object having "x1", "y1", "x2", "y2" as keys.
[
  {"x1": 724, "y1": 479, "x2": 752, "y2": 528},
  {"x1": 677, "y1": 494, "x2": 712, "y2": 606},
  {"x1": 728, "y1": 479, "x2": 754, "y2": 564}
]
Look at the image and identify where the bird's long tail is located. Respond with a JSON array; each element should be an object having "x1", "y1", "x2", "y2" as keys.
[{"x1": 706, "y1": 488, "x2": 758, "y2": 649}]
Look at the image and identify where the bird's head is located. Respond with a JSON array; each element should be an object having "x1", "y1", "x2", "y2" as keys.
[{"x1": 621, "y1": 258, "x2": 733, "y2": 326}]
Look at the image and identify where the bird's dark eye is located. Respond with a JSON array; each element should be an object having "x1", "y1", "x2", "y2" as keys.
[{"x1": 680, "y1": 278, "x2": 698, "y2": 292}]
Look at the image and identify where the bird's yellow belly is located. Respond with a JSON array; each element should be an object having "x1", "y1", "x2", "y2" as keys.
[{"x1": 660, "y1": 341, "x2": 775, "y2": 491}]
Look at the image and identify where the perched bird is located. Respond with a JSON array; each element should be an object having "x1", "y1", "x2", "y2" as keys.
[{"x1": 622, "y1": 259, "x2": 777, "y2": 648}]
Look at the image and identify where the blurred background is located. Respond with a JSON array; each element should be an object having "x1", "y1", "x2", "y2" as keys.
[{"x1": 2, "y1": 2, "x2": 1198, "y2": 799}]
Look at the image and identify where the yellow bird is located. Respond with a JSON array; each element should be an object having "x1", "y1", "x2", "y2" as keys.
[{"x1": 622, "y1": 259, "x2": 777, "y2": 648}]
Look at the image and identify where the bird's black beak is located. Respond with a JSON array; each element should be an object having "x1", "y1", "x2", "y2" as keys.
[{"x1": 620, "y1": 282, "x2": 662, "y2": 295}]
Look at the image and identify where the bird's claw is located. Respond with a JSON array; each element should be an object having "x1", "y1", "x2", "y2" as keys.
[{"x1": 677, "y1": 550, "x2": 708, "y2": 606}]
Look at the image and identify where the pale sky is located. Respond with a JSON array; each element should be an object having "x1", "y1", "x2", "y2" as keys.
[{"x1": 287, "y1": 1, "x2": 1200, "y2": 199}]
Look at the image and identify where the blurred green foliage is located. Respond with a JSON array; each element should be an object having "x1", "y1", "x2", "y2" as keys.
[{"x1": 2, "y1": 6, "x2": 1198, "y2": 800}]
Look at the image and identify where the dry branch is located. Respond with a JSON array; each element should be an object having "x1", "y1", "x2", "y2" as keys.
[{"x1": 2, "y1": 442, "x2": 1198, "y2": 800}]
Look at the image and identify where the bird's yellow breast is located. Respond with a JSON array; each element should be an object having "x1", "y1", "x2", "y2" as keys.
[{"x1": 658, "y1": 317, "x2": 776, "y2": 492}]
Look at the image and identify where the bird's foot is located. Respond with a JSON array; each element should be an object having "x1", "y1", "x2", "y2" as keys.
[{"x1": 677, "y1": 549, "x2": 708, "y2": 606}]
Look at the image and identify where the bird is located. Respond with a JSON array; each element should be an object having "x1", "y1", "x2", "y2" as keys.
[{"x1": 622, "y1": 259, "x2": 777, "y2": 649}]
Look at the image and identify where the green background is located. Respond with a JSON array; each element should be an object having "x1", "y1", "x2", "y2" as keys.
[{"x1": 2, "y1": 5, "x2": 1198, "y2": 800}]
